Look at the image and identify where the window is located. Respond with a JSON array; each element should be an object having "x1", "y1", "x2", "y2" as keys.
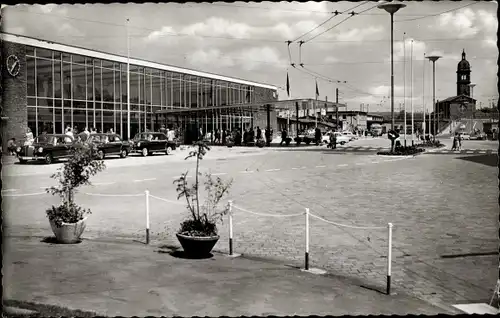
[
  {"x1": 27, "y1": 56, "x2": 36, "y2": 96},
  {"x1": 54, "y1": 61, "x2": 62, "y2": 98},
  {"x1": 145, "y1": 74, "x2": 151, "y2": 105},
  {"x1": 86, "y1": 65, "x2": 93, "y2": 100},
  {"x1": 220, "y1": 82, "x2": 227, "y2": 106},
  {"x1": 152, "y1": 75, "x2": 161, "y2": 106},
  {"x1": 36, "y1": 48, "x2": 53, "y2": 59},
  {"x1": 72, "y1": 63, "x2": 86, "y2": 100},
  {"x1": 114, "y1": 69, "x2": 121, "y2": 103},
  {"x1": 94, "y1": 66, "x2": 102, "y2": 101},
  {"x1": 72, "y1": 55, "x2": 85, "y2": 65},
  {"x1": 62, "y1": 63, "x2": 71, "y2": 100},
  {"x1": 101, "y1": 67, "x2": 114, "y2": 102},
  {"x1": 26, "y1": 46, "x2": 35, "y2": 56}
]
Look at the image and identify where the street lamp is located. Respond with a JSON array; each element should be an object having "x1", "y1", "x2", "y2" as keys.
[
  {"x1": 426, "y1": 55, "x2": 440, "y2": 140},
  {"x1": 469, "y1": 83, "x2": 476, "y2": 99},
  {"x1": 378, "y1": 2, "x2": 406, "y2": 151}
]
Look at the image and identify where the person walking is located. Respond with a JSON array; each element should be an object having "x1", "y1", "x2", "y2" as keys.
[
  {"x1": 280, "y1": 128, "x2": 288, "y2": 146},
  {"x1": 256, "y1": 126, "x2": 262, "y2": 141},
  {"x1": 314, "y1": 127, "x2": 321, "y2": 146},
  {"x1": 452, "y1": 133, "x2": 459, "y2": 150}
]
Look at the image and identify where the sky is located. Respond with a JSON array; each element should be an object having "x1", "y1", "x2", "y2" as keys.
[{"x1": 2, "y1": 1, "x2": 498, "y2": 113}]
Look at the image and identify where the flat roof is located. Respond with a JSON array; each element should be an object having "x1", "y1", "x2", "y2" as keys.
[{"x1": 2, "y1": 32, "x2": 277, "y2": 91}]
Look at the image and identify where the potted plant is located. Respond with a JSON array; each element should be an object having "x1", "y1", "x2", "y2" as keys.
[
  {"x1": 173, "y1": 141, "x2": 233, "y2": 258},
  {"x1": 45, "y1": 143, "x2": 106, "y2": 243}
]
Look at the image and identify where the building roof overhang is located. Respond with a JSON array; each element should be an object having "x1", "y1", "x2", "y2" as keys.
[
  {"x1": 437, "y1": 95, "x2": 476, "y2": 104},
  {"x1": 1, "y1": 33, "x2": 277, "y2": 91}
]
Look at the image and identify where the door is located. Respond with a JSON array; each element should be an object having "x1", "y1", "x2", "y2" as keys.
[{"x1": 106, "y1": 134, "x2": 121, "y2": 155}]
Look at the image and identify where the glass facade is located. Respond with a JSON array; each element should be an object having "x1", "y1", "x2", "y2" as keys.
[{"x1": 26, "y1": 46, "x2": 256, "y2": 139}]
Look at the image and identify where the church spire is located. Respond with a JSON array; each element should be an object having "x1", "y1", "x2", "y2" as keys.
[{"x1": 462, "y1": 49, "x2": 466, "y2": 60}]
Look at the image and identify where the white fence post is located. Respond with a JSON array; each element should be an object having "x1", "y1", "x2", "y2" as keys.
[
  {"x1": 228, "y1": 200, "x2": 233, "y2": 256},
  {"x1": 387, "y1": 222, "x2": 393, "y2": 295},
  {"x1": 305, "y1": 208, "x2": 310, "y2": 270},
  {"x1": 145, "y1": 190, "x2": 150, "y2": 245}
]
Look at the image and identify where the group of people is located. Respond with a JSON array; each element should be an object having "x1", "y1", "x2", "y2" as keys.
[{"x1": 204, "y1": 127, "x2": 272, "y2": 146}]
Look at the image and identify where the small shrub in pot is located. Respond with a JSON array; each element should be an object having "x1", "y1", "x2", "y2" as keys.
[{"x1": 45, "y1": 143, "x2": 106, "y2": 243}]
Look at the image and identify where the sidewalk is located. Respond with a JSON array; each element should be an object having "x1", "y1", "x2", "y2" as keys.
[{"x1": 4, "y1": 235, "x2": 449, "y2": 316}]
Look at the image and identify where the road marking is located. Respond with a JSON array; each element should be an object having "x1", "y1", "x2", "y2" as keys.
[
  {"x1": 265, "y1": 168, "x2": 280, "y2": 172},
  {"x1": 93, "y1": 182, "x2": 116, "y2": 186},
  {"x1": 40, "y1": 186, "x2": 52, "y2": 189},
  {"x1": 211, "y1": 172, "x2": 227, "y2": 176},
  {"x1": 3, "y1": 192, "x2": 46, "y2": 197},
  {"x1": 466, "y1": 151, "x2": 474, "y2": 154},
  {"x1": 315, "y1": 165, "x2": 326, "y2": 168},
  {"x1": 338, "y1": 164, "x2": 348, "y2": 167},
  {"x1": 239, "y1": 170, "x2": 254, "y2": 173},
  {"x1": 172, "y1": 175, "x2": 193, "y2": 179},
  {"x1": 355, "y1": 163, "x2": 366, "y2": 166},
  {"x1": 1, "y1": 189, "x2": 18, "y2": 192},
  {"x1": 133, "y1": 178, "x2": 157, "y2": 182}
]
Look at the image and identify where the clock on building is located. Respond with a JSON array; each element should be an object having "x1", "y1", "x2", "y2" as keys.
[{"x1": 6, "y1": 55, "x2": 20, "y2": 77}]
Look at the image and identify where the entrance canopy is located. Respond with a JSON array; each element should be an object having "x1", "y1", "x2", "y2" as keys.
[{"x1": 154, "y1": 101, "x2": 278, "y2": 115}]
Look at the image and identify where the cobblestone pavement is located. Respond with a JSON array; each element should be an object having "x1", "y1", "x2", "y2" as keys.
[{"x1": 3, "y1": 150, "x2": 497, "y2": 312}]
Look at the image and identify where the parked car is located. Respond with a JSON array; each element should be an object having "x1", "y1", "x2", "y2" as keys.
[
  {"x1": 469, "y1": 132, "x2": 487, "y2": 140},
  {"x1": 342, "y1": 131, "x2": 358, "y2": 141},
  {"x1": 130, "y1": 132, "x2": 177, "y2": 156},
  {"x1": 82, "y1": 133, "x2": 131, "y2": 159},
  {"x1": 321, "y1": 132, "x2": 350, "y2": 145},
  {"x1": 460, "y1": 133, "x2": 471, "y2": 140},
  {"x1": 15, "y1": 134, "x2": 75, "y2": 164}
]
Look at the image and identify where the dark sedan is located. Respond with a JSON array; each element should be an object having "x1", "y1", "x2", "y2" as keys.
[
  {"x1": 81, "y1": 133, "x2": 131, "y2": 159},
  {"x1": 15, "y1": 134, "x2": 75, "y2": 164},
  {"x1": 130, "y1": 132, "x2": 176, "y2": 156}
]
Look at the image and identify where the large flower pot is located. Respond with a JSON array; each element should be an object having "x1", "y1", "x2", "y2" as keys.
[
  {"x1": 49, "y1": 217, "x2": 87, "y2": 244},
  {"x1": 176, "y1": 233, "x2": 219, "y2": 258}
]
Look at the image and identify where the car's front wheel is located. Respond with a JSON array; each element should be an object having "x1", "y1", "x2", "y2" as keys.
[
  {"x1": 141, "y1": 148, "x2": 149, "y2": 157},
  {"x1": 120, "y1": 149, "x2": 128, "y2": 158},
  {"x1": 340, "y1": 141, "x2": 346, "y2": 145},
  {"x1": 19, "y1": 159, "x2": 27, "y2": 164},
  {"x1": 44, "y1": 154, "x2": 53, "y2": 164},
  {"x1": 165, "y1": 146, "x2": 173, "y2": 155}
]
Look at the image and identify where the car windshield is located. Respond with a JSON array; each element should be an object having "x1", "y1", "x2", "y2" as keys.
[
  {"x1": 34, "y1": 135, "x2": 56, "y2": 144},
  {"x1": 133, "y1": 134, "x2": 146, "y2": 141}
]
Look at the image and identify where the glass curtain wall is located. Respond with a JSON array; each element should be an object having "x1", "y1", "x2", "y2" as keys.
[{"x1": 26, "y1": 45, "x2": 258, "y2": 140}]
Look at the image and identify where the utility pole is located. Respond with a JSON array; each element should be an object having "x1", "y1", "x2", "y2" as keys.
[{"x1": 336, "y1": 88, "x2": 339, "y2": 131}]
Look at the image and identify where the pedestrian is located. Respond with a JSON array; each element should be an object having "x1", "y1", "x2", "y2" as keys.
[
  {"x1": 214, "y1": 129, "x2": 220, "y2": 144},
  {"x1": 452, "y1": 133, "x2": 459, "y2": 150},
  {"x1": 329, "y1": 131, "x2": 337, "y2": 149},
  {"x1": 159, "y1": 125, "x2": 167, "y2": 134},
  {"x1": 280, "y1": 128, "x2": 288, "y2": 146},
  {"x1": 256, "y1": 126, "x2": 262, "y2": 140},
  {"x1": 7, "y1": 138, "x2": 17, "y2": 155},
  {"x1": 314, "y1": 127, "x2": 321, "y2": 146},
  {"x1": 458, "y1": 133, "x2": 463, "y2": 150}
]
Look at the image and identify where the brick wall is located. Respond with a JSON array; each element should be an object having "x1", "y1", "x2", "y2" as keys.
[{"x1": 1, "y1": 41, "x2": 27, "y2": 152}]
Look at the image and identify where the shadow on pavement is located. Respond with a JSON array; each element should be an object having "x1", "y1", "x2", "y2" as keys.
[
  {"x1": 456, "y1": 154, "x2": 497, "y2": 167},
  {"x1": 156, "y1": 244, "x2": 214, "y2": 259},
  {"x1": 41, "y1": 236, "x2": 83, "y2": 245}
]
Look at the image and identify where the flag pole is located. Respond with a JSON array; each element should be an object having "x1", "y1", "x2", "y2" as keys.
[
  {"x1": 410, "y1": 39, "x2": 414, "y2": 146},
  {"x1": 423, "y1": 53, "x2": 426, "y2": 141},
  {"x1": 403, "y1": 32, "x2": 407, "y2": 147}
]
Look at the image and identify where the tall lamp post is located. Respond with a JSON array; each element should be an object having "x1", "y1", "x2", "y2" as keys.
[
  {"x1": 126, "y1": 18, "x2": 131, "y2": 141},
  {"x1": 378, "y1": 2, "x2": 406, "y2": 151},
  {"x1": 426, "y1": 55, "x2": 440, "y2": 140}
]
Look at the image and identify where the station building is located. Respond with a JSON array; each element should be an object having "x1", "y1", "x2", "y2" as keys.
[{"x1": 0, "y1": 33, "x2": 278, "y2": 148}]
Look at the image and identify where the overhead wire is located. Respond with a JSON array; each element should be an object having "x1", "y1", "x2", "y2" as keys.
[
  {"x1": 303, "y1": 2, "x2": 380, "y2": 43},
  {"x1": 292, "y1": 1, "x2": 368, "y2": 43},
  {"x1": 395, "y1": 2, "x2": 478, "y2": 23}
]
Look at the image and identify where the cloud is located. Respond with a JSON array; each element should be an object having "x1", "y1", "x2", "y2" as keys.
[
  {"x1": 477, "y1": 10, "x2": 498, "y2": 32},
  {"x1": 370, "y1": 85, "x2": 404, "y2": 96},
  {"x1": 265, "y1": 1, "x2": 330, "y2": 19},
  {"x1": 324, "y1": 56, "x2": 339, "y2": 63},
  {"x1": 237, "y1": 46, "x2": 285, "y2": 71},
  {"x1": 181, "y1": 17, "x2": 252, "y2": 39},
  {"x1": 331, "y1": 26, "x2": 384, "y2": 42},
  {"x1": 58, "y1": 23, "x2": 84, "y2": 37},
  {"x1": 436, "y1": 8, "x2": 479, "y2": 38},
  {"x1": 390, "y1": 38, "x2": 427, "y2": 62},
  {"x1": 186, "y1": 48, "x2": 235, "y2": 68},
  {"x1": 145, "y1": 26, "x2": 178, "y2": 44},
  {"x1": 37, "y1": 4, "x2": 68, "y2": 15}
]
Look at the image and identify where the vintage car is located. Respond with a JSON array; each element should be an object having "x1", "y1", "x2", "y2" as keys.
[
  {"x1": 15, "y1": 134, "x2": 75, "y2": 164},
  {"x1": 321, "y1": 132, "x2": 350, "y2": 145},
  {"x1": 130, "y1": 132, "x2": 177, "y2": 156},
  {"x1": 81, "y1": 133, "x2": 131, "y2": 159}
]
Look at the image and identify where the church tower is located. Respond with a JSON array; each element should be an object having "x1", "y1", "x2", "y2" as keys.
[{"x1": 456, "y1": 49, "x2": 471, "y2": 96}]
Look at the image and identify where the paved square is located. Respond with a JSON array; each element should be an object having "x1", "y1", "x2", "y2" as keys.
[{"x1": 3, "y1": 146, "x2": 498, "y2": 312}]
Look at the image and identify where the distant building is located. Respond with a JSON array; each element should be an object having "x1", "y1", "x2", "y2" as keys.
[{"x1": 436, "y1": 49, "x2": 477, "y2": 121}]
